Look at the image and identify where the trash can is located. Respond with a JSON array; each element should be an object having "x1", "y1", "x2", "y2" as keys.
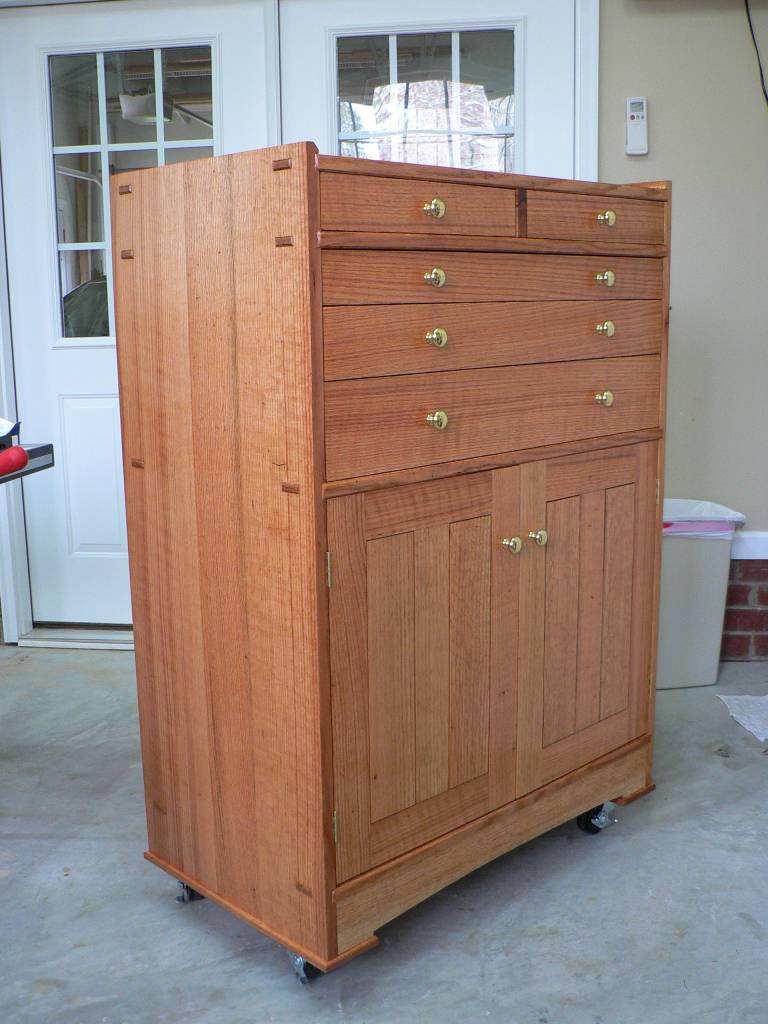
[{"x1": 656, "y1": 499, "x2": 745, "y2": 689}]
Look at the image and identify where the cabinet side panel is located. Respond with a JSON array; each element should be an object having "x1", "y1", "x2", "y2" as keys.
[{"x1": 111, "y1": 143, "x2": 333, "y2": 960}]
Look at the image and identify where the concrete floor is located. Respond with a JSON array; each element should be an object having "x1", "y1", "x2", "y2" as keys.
[{"x1": 0, "y1": 649, "x2": 766, "y2": 1024}]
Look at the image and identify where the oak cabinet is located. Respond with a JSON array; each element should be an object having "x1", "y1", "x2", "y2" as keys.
[{"x1": 111, "y1": 143, "x2": 669, "y2": 975}]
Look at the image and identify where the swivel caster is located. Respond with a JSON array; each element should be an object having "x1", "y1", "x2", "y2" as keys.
[
  {"x1": 576, "y1": 804, "x2": 616, "y2": 834},
  {"x1": 175, "y1": 881, "x2": 205, "y2": 903},
  {"x1": 288, "y1": 952, "x2": 322, "y2": 984}
]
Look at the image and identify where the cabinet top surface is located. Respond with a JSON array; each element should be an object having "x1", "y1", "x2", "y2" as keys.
[
  {"x1": 315, "y1": 150, "x2": 670, "y2": 202},
  {"x1": 110, "y1": 141, "x2": 670, "y2": 203}
]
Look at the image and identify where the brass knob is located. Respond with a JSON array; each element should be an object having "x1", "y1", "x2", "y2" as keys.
[
  {"x1": 528, "y1": 529, "x2": 548, "y2": 547},
  {"x1": 424, "y1": 267, "x2": 447, "y2": 288},
  {"x1": 596, "y1": 320, "x2": 616, "y2": 337},
  {"x1": 425, "y1": 327, "x2": 448, "y2": 348},
  {"x1": 423, "y1": 197, "x2": 446, "y2": 219},
  {"x1": 595, "y1": 270, "x2": 616, "y2": 287},
  {"x1": 501, "y1": 537, "x2": 523, "y2": 554},
  {"x1": 425, "y1": 409, "x2": 449, "y2": 430},
  {"x1": 595, "y1": 390, "x2": 615, "y2": 407},
  {"x1": 596, "y1": 209, "x2": 617, "y2": 226}
]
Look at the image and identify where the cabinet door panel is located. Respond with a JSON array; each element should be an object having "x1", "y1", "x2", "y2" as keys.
[
  {"x1": 517, "y1": 442, "x2": 657, "y2": 795},
  {"x1": 329, "y1": 470, "x2": 519, "y2": 882}
]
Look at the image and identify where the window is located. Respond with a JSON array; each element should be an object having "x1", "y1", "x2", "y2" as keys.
[
  {"x1": 49, "y1": 46, "x2": 214, "y2": 339},
  {"x1": 337, "y1": 29, "x2": 514, "y2": 172}
]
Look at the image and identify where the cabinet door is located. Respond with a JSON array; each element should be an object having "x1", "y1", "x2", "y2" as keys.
[
  {"x1": 328, "y1": 470, "x2": 519, "y2": 882},
  {"x1": 517, "y1": 442, "x2": 658, "y2": 796}
]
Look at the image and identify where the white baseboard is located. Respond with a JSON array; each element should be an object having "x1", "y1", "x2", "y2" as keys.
[{"x1": 731, "y1": 531, "x2": 768, "y2": 560}]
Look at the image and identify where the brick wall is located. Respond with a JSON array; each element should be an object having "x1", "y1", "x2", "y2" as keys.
[{"x1": 721, "y1": 560, "x2": 768, "y2": 660}]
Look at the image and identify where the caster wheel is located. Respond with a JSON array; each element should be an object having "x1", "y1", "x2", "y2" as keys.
[
  {"x1": 175, "y1": 881, "x2": 205, "y2": 903},
  {"x1": 577, "y1": 804, "x2": 610, "y2": 834},
  {"x1": 289, "y1": 953, "x2": 322, "y2": 984}
]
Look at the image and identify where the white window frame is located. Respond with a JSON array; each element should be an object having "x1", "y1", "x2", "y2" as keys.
[{"x1": 43, "y1": 36, "x2": 221, "y2": 351}]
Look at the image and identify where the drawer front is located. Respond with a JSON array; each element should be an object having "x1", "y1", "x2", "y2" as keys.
[
  {"x1": 324, "y1": 300, "x2": 663, "y2": 381},
  {"x1": 325, "y1": 355, "x2": 661, "y2": 480},
  {"x1": 321, "y1": 251, "x2": 663, "y2": 305},
  {"x1": 526, "y1": 191, "x2": 665, "y2": 245},
  {"x1": 320, "y1": 172, "x2": 518, "y2": 237}
]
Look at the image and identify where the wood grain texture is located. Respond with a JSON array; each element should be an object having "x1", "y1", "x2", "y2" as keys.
[
  {"x1": 319, "y1": 230, "x2": 668, "y2": 258},
  {"x1": 367, "y1": 533, "x2": 416, "y2": 822},
  {"x1": 322, "y1": 251, "x2": 664, "y2": 305},
  {"x1": 448, "y1": 517, "x2": 491, "y2": 787},
  {"x1": 325, "y1": 356, "x2": 661, "y2": 480},
  {"x1": 320, "y1": 173, "x2": 517, "y2": 236},
  {"x1": 316, "y1": 153, "x2": 669, "y2": 201},
  {"x1": 323, "y1": 300, "x2": 663, "y2": 381},
  {"x1": 334, "y1": 738, "x2": 649, "y2": 951},
  {"x1": 515, "y1": 445, "x2": 656, "y2": 796},
  {"x1": 526, "y1": 191, "x2": 665, "y2": 245},
  {"x1": 322, "y1": 429, "x2": 664, "y2": 498},
  {"x1": 112, "y1": 142, "x2": 336, "y2": 962}
]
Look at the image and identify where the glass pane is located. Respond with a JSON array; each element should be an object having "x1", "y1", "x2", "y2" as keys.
[
  {"x1": 105, "y1": 50, "x2": 158, "y2": 144},
  {"x1": 459, "y1": 30, "x2": 515, "y2": 132},
  {"x1": 337, "y1": 29, "x2": 515, "y2": 173},
  {"x1": 49, "y1": 54, "x2": 100, "y2": 148},
  {"x1": 54, "y1": 154, "x2": 103, "y2": 243},
  {"x1": 337, "y1": 35, "x2": 390, "y2": 136},
  {"x1": 107, "y1": 150, "x2": 157, "y2": 176},
  {"x1": 162, "y1": 46, "x2": 213, "y2": 141},
  {"x1": 164, "y1": 147, "x2": 214, "y2": 165},
  {"x1": 395, "y1": 32, "x2": 454, "y2": 135},
  {"x1": 59, "y1": 249, "x2": 108, "y2": 338}
]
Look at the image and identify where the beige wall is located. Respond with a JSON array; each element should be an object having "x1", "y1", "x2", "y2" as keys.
[{"x1": 599, "y1": 0, "x2": 768, "y2": 529}]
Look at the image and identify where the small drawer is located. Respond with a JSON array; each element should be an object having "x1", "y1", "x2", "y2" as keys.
[
  {"x1": 320, "y1": 172, "x2": 518, "y2": 237},
  {"x1": 323, "y1": 300, "x2": 663, "y2": 381},
  {"x1": 324, "y1": 355, "x2": 661, "y2": 480},
  {"x1": 322, "y1": 251, "x2": 663, "y2": 306},
  {"x1": 526, "y1": 191, "x2": 665, "y2": 245}
]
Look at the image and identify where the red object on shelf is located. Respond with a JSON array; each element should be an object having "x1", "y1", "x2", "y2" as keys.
[{"x1": 0, "y1": 445, "x2": 29, "y2": 477}]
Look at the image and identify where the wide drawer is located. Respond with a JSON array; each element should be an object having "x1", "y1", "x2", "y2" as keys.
[
  {"x1": 320, "y1": 172, "x2": 518, "y2": 237},
  {"x1": 325, "y1": 355, "x2": 661, "y2": 480},
  {"x1": 324, "y1": 300, "x2": 663, "y2": 381},
  {"x1": 526, "y1": 191, "x2": 665, "y2": 245},
  {"x1": 321, "y1": 251, "x2": 663, "y2": 305}
]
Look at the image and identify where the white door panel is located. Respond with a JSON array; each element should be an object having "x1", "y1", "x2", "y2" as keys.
[
  {"x1": 0, "y1": 0, "x2": 275, "y2": 623},
  {"x1": 280, "y1": 0, "x2": 577, "y2": 177}
]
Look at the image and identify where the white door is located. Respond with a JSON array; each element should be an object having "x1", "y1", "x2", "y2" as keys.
[
  {"x1": 0, "y1": 0, "x2": 277, "y2": 625},
  {"x1": 279, "y1": 0, "x2": 592, "y2": 178}
]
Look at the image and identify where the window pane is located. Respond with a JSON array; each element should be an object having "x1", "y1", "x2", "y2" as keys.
[
  {"x1": 54, "y1": 154, "x2": 103, "y2": 243},
  {"x1": 49, "y1": 54, "x2": 100, "y2": 148},
  {"x1": 395, "y1": 32, "x2": 454, "y2": 133},
  {"x1": 337, "y1": 35, "x2": 390, "y2": 136},
  {"x1": 337, "y1": 29, "x2": 515, "y2": 173},
  {"x1": 164, "y1": 147, "x2": 214, "y2": 164},
  {"x1": 459, "y1": 29, "x2": 515, "y2": 132},
  {"x1": 107, "y1": 150, "x2": 158, "y2": 176},
  {"x1": 105, "y1": 50, "x2": 158, "y2": 144},
  {"x1": 162, "y1": 46, "x2": 213, "y2": 142},
  {"x1": 59, "y1": 249, "x2": 108, "y2": 338}
]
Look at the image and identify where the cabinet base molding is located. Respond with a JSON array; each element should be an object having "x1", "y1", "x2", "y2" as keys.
[
  {"x1": 334, "y1": 737, "x2": 649, "y2": 952},
  {"x1": 613, "y1": 781, "x2": 657, "y2": 806},
  {"x1": 144, "y1": 851, "x2": 378, "y2": 972}
]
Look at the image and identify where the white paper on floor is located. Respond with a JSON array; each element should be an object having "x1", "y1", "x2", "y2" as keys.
[{"x1": 717, "y1": 694, "x2": 768, "y2": 742}]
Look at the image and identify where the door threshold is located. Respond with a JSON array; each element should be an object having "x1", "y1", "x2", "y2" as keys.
[{"x1": 17, "y1": 626, "x2": 134, "y2": 651}]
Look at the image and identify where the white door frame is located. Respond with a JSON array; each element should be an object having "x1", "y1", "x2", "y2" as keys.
[{"x1": 0, "y1": 0, "x2": 597, "y2": 642}]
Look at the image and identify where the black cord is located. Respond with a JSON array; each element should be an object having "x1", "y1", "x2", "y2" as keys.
[{"x1": 745, "y1": 0, "x2": 768, "y2": 109}]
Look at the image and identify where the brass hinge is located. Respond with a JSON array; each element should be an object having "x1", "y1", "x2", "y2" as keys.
[
  {"x1": 656, "y1": 479, "x2": 660, "y2": 505},
  {"x1": 332, "y1": 809, "x2": 338, "y2": 844},
  {"x1": 326, "y1": 551, "x2": 332, "y2": 588}
]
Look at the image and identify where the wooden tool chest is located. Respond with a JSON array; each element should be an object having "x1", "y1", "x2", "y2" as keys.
[{"x1": 111, "y1": 143, "x2": 670, "y2": 975}]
